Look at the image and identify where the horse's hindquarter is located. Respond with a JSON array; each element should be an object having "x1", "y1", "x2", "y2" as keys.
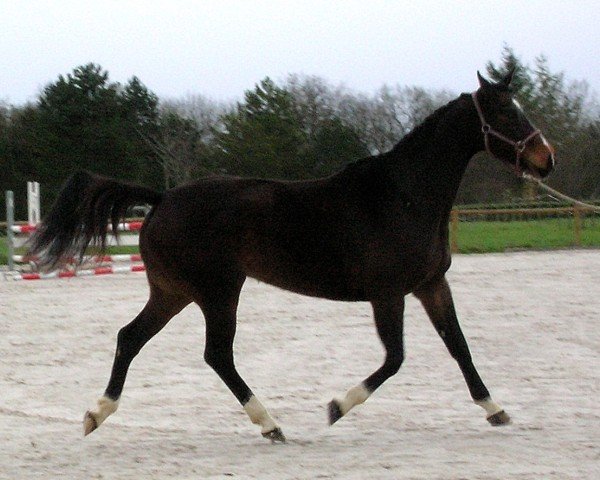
[{"x1": 139, "y1": 177, "x2": 354, "y2": 297}]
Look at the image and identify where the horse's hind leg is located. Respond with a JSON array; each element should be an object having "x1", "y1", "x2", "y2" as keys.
[
  {"x1": 83, "y1": 285, "x2": 190, "y2": 435},
  {"x1": 414, "y1": 275, "x2": 510, "y2": 426},
  {"x1": 196, "y1": 277, "x2": 285, "y2": 443},
  {"x1": 329, "y1": 297, "x2": 405, "y2": 425}
]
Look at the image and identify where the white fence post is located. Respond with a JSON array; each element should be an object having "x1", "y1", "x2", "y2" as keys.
[
  {"x1": 27, "y1": 181, "x2": 40, "y2": 226},
  {"x1": 6, "y1": 190, "x2": 15, "y2": 271}
]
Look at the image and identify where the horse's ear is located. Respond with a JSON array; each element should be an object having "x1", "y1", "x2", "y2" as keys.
[
  {"x1": 501, "y1": 67, "x2": 516, "y2": 87},
  {"x1": 477, "y1": 71, "x2": 492, "y2": 88}
]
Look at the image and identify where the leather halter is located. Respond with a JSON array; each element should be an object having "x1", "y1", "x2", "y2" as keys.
[{"x1": 471, "y1": 91, "x2": 541, "y2": 174}]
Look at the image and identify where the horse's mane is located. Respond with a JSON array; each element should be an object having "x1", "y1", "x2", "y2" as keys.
[
  {"x1": 340, "y1": 94, "x2": 467, "y2": 174},
  {"x1": 390, "y1": 94, "x2": 467, "y2": 155}
]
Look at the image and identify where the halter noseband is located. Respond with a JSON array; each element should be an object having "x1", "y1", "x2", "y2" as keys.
[{"x1": 471, "y1": 91, "x2": 541, "y2": 174}]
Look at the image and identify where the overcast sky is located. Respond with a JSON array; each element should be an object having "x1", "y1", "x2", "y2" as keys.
[{"x1": 1, "y1": 0, "x2": 598, "y2": 105}]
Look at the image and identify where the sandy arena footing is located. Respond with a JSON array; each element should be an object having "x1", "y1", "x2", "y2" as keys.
[{"x1": 1, "y1": 250, "x2": 599, "y2": 479}]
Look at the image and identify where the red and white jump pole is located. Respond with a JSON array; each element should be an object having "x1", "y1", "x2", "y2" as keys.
[
  {"x1": 12, "y1": 253, "x2": 143, "y2": 264},
  {"x1": 14, "y1": 264, "x2": 146, "y2": 281},
  {"x1": 10, "y1": 221, "x2": 145, "y2": 234},
  {"x1": 4, "y1": 182, "x2": 146, "y2": 281}
]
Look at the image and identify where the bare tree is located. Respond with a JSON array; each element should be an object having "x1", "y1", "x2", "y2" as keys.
[
  {"x1": 162, "y1": 93, "x2": 230, "y2": 142},
  {"x1": 337, "y1": 84, "x2": 453, "y2": 154},
  {"x1": 139, "y1": 95, "x2": 231, "y2": 188},
  {"x1": 285, "y1": 74, "x2": 341, "y2": 138}
]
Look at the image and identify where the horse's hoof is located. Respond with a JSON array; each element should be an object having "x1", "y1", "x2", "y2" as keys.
[
  {"x1": 328, "y1": 400, "x2": 343, "y2": 425},
  {"x1": 262, "y1": 427, "x2": 286, "y2": 444},
  {"x1": 487, "y1": 410, "x2": 511, "y2": 426},
  {"x1": 83, "y1": 411, "x2": 98, "y2": 436}
]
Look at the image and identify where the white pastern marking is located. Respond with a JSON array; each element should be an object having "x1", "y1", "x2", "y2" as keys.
[
  {"x1": 90, "y1": 396, "x2": 119, "y2": 426},
  {"x1": 474, "y1": 397, "x2": 503, "y2": 417},
  {"x1": 338, "y1": 383, "x2": 370, "y2": 416},
  {"x1": 243, "y1": 396, "x2": 278, "y2": 434}
]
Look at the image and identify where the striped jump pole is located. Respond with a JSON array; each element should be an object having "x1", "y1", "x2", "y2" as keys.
[
  {"x1": 8, "y1": 221, "x2": 145, "y2": 280},
  {"x1": 12, "y1": 253, "x2": 143, "y2": 264},
  {"x1": 12, "y1": 264, "x2": 146, "y2": 281},
  {"x1": 10, "y1": 221, "x2": 144, "y2": 234},
  {"x1": 5, "y1": 182, "x2": 146, "y2": 281}
]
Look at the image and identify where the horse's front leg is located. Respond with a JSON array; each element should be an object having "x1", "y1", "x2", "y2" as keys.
[
  {"x1": 414, "y1": 275, "x2": 510, "y2": 426},
  {"x1": 329, "y1": 297, "x2": 405, "y2": 424}
]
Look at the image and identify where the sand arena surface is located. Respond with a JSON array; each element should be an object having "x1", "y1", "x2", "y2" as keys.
[{"x1": 1, "y1": 250, "x2": 599, "y2": 479}]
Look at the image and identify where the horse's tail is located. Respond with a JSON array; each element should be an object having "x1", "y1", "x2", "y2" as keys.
[{"x1": 26, "y1": 170, "x2": 163, "y2": 270}]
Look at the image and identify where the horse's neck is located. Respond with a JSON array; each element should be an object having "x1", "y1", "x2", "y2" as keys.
[{"x1": 386, "y1": 102, "x2": 478, "y2": 214}]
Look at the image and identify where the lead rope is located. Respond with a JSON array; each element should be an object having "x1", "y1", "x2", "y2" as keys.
[{"x1": 522, "y1": 174, "x2": 600, "y2": 213}]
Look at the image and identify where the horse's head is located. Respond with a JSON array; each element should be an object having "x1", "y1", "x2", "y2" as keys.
[{"x1": 472, "y1": 70, "x2": 555, "y2": 178}]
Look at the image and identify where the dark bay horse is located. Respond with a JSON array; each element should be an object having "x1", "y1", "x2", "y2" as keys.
[{"x1": 28, "y1": 71, "x2": 555, "y2": 443}]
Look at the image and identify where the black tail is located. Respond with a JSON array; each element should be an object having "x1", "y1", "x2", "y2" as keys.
[{"x1": 27, "y1": 171, "x2": 163, "y2": 270}]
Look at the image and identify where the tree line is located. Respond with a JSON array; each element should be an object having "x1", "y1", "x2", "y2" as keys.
[{"x1": 1, "y1": 47, "x2": 598, "y2": 219}]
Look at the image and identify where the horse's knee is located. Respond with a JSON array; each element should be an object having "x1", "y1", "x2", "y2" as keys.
[
  {"x1": 441, "y1": 330, "x2": 473, "y2": 363},
  {"x1": 203, "y1": 348, "x2": 218, "y2": 369},
  {"x1": 203, "y1": 344, "x2": 233, "y2": 371}
]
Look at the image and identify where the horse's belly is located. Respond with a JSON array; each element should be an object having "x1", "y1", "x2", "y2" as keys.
[{"x1": 244, "y1": 258, "x2": 367, "y2": 302}]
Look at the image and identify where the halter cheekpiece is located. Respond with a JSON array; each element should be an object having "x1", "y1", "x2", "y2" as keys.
[{"x1": 471, "y1": 91, "x2": 541, "y2": 174}]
